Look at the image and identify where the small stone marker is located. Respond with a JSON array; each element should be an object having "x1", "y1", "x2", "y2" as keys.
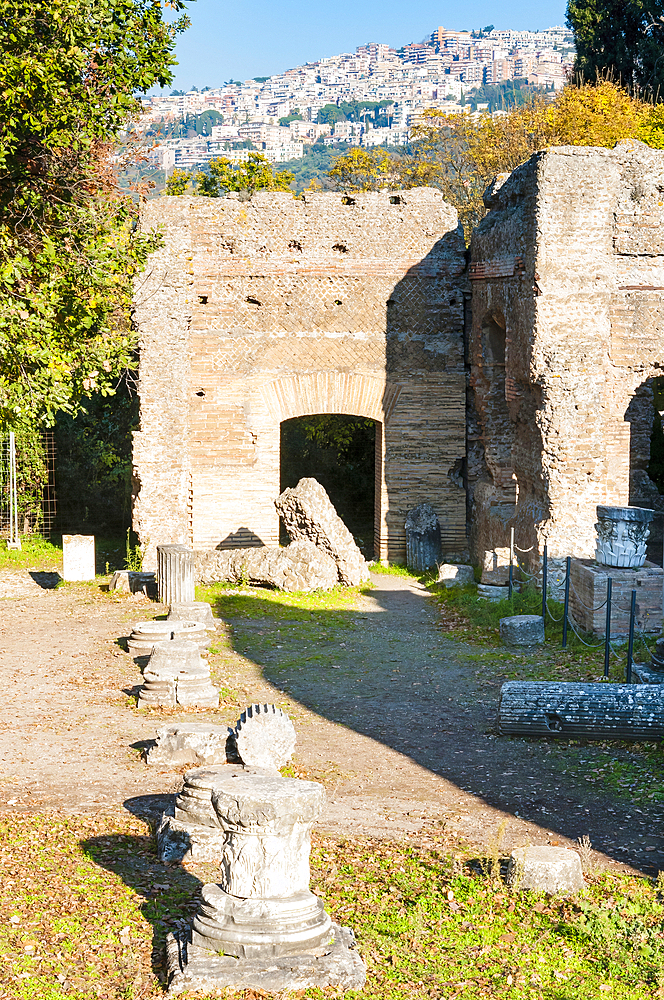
[
  {"x1": 437, "y1": 563, "x2": 474, "y2": 588},
  {"x1": 138, "y1": 640, "x2": 219, "y2": 709},
  {"x1": 62, "y1": 534, "x2": 95, "y2": 582},
  {"x1": 507, "y1": 846, "x2": 585, "y2": 894},
  {"x1": 233, "y1": 703, "x2": 297, "y2": 772},
  {"x1": 499, "y1": 614, "x2": 545, "y2": 647}
]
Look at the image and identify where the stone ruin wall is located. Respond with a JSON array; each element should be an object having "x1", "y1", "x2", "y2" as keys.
[
  {"x1": 133, "y1": 189, "x2": 468, "y2": 568},
  {"x1": 469, "y1": 140, "x2": 664, "y2": 570}
]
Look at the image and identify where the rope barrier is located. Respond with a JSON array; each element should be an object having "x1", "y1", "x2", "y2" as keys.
[
  {"x1": 567, "y1": 576, "x2": 608, "y2": 612},
  {"x1": 514, "y1": 543, "x2": 535, "y2": 553},
  {"x1": 545, "y1": 598, "x2": 564, "y2": 623},
  {"x1": 564, "y1": 611, "x2": 606, "y2": 648}
]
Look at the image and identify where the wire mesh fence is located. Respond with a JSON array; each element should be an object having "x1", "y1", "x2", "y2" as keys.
[{"x1": 0, "y1": 430, "x2": 56, "y2": 542}]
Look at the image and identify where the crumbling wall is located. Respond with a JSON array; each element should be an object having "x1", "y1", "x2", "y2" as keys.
[
  {"x1": 470, "y1": 141, "x2": 664, "y2": 569},
  {"x1": 133, "y1": 189, "x2": 468, "y2": 567}
]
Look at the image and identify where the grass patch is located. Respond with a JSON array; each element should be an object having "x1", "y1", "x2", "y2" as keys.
[
  {"x1": 0, "y1": 536, "x2": 62, "y2": 571},
  {"x1": 1, "y1": 812, "x2": 664, "y2": 999},
  {"x1": 197, "y1": 580, "x2": 369, "y2": 624},
  {"x1": 432, "y1": 583, "x2": 645, "y2": 684}
]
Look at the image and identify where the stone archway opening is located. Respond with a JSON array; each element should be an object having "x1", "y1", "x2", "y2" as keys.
[{"x1": 280, "y1": 414, "x2": 377, "y2": 559}]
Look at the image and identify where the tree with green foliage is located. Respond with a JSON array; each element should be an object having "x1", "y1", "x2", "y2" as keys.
[
  {"x1": 192, "y1": 153, "x2": 294, "y2": 197},
  {"x1": 0, "y1": 0, "x2": 190, "y2": 430},
  {"x1": 567, "y1": 0, "x2": 664, "y2": 96}
]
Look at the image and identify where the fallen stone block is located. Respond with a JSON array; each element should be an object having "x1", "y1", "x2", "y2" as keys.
[
  {"x1": 507, "y1": 846, "x2": 585, "y2": 894},
  {"x1": 110, "y1": 570, "x2": 157, "y2": 597},
  {"x1": 498, "y1": 680, "x2": 664, "y2": 740},
  {"x1": 477, "y1": 583, "x2": 509, "y2": 602},
  {"x1": 499, "y1": 614, "x2": 544, "y2": 647},
  {"x1": 195, "y1": 539, "x2": 338, "y2": 592},
  {"x1": 147, "y1": 724, "x2": 232, "y2": 767},
  {"x1": 275, "y1": 478, "x2": 369, "y2": 587},
  {"x1": 437, "y1": 563, "x2": 474, "y2": 588},
  {"x1": 481, "y1": 547, "x2": 511, "y2": 585}
]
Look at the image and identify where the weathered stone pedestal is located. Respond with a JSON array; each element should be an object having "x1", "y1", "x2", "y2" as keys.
[
  {"x1": 405, "y1": 503, "x2": 441, "y2": 572},
  {"x1": 158, "y1": 544, "x2": 195, "y2": 605},
  {"x1": 569, "y1": 559, "x2": 663, "y2": 636},
  {"x1": 166, "y1": 772, "x2": 365, "y2": 993},
  {"x1": 500, "y1": 614, "x2": 544, "y2": 647},
  {"x1": 138, "y1": 641, "x2": 219, "y2": 709}
]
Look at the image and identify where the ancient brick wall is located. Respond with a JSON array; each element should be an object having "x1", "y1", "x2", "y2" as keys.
[
  {"x1": 133, "y1": 189, "x2": 467, "y2": 567},
  {"x1": 469, "y1": 141, "x2": 664, "y2": 569}
]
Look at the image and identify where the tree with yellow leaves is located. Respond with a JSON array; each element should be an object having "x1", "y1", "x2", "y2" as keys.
[{"x1": 329, "y1": 82, "x2": 664, "y2": 239}]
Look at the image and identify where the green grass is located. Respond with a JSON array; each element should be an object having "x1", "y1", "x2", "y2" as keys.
[
  {"x1": 432, "y1": 583, "x2": 650, "y2": 684},
  {"x1": 0, "y1": 536, "x2": 62, "y2": 571},
  {"x1": 197, "y1": 580, "x2": 370, "y2": 624},
  {"x1": 1, "y1": 812, "x2": 664, "y2": 999}
]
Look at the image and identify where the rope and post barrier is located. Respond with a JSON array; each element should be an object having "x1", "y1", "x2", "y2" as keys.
[{"x1": 603, "y1": 577, "x2": 613, "y2": 678}]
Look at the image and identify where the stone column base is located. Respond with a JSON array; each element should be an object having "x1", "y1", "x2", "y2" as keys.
[
  {"x1": 166, "y1": 922, "x2": 366, "y2": 994},
  {"x1": 191, "y1": 885, "x2": 332, "y2": 959}
]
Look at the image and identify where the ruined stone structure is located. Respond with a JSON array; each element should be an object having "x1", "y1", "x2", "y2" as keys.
[
  {"x1": 469, "y1": 140, "x2": 664, "y2": 568},
  {"x1": 133, "y1": 142, "x2": 664, "y2": 574},
  {"x1": 133, "y1": 190, "x2": 467, "y2": 566}
]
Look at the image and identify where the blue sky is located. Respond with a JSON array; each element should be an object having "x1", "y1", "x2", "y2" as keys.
[{"x1": 165, "y1": 0, "x2": 569, "y2": 91}]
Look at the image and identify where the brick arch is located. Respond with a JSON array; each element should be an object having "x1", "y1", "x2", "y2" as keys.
[{"x1": 260, "y1": 372, "x2": 402, "y2": 424}]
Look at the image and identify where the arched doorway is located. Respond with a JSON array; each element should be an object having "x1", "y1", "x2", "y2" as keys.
[{"x1": 280, "y1": 414, "x2": 377, "y2": 559}]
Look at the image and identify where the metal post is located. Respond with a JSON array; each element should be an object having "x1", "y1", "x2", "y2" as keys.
[
  {"x1": 562, "y1": 555, "x2": 571, "y2": 649},
  {"x1": 604, "y1": 577, "x2": 612, "y2": 679},
  {"x1": 509, "y1": 526, "x2": 514, "y2": 601},
  {"x1": 541, "y1": 544, "x2": 548, "y2": 621},
  {"x1": 626, "y1": 588, "x2": 636, "y2": 684},
  {"x1": 7, "y1": 431, "x2": 20, "y2": 550}
]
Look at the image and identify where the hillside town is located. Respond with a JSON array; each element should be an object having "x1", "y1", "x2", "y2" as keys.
[{"x1": 139, "y1": 24, "x2": 574, "y2": 173}]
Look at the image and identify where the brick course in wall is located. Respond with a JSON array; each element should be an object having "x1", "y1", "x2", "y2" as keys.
[{"x1": 133, "y1": 189, "x2": 468, "y2": 567}]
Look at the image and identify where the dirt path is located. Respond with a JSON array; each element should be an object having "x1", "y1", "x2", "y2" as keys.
[{"x1": 1, "y1": 569, "x2": 661, "y2": 876}]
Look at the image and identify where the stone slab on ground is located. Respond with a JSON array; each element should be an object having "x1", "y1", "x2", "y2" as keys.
[
  {"x1": 481, "y1": 547, "x2": 511, "y2": 585},
  {"x1": 507, "y1": 846, "x2": 585, "y2": 894},
  {"x1": 275, "y1": 478, "x2": 370, "y2": 587},
  {"x1": 147, "y1": 723, "x2": 231, "y2": 767},
  {"x1": 437, "y1": 563, "x2": 474, "y2": 587},
  {"x1": 166, "y1": 923, "x2": 366, "y2": 994},
  {"x1": 195, "y1": 540, "x2": 338, "y2": 592}
]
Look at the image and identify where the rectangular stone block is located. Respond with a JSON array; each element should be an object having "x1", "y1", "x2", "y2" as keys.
[
  {"x1": 569, "y1": 558, "x2": 663, "y2": 636},
  {"x1": 62, "y1": 534, "x2": 95, "y2": 582}
]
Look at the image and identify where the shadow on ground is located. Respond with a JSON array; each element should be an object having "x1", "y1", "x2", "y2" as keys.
[{"x1": 209, "y1": 573, "x2": 664, "y2": 876}]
